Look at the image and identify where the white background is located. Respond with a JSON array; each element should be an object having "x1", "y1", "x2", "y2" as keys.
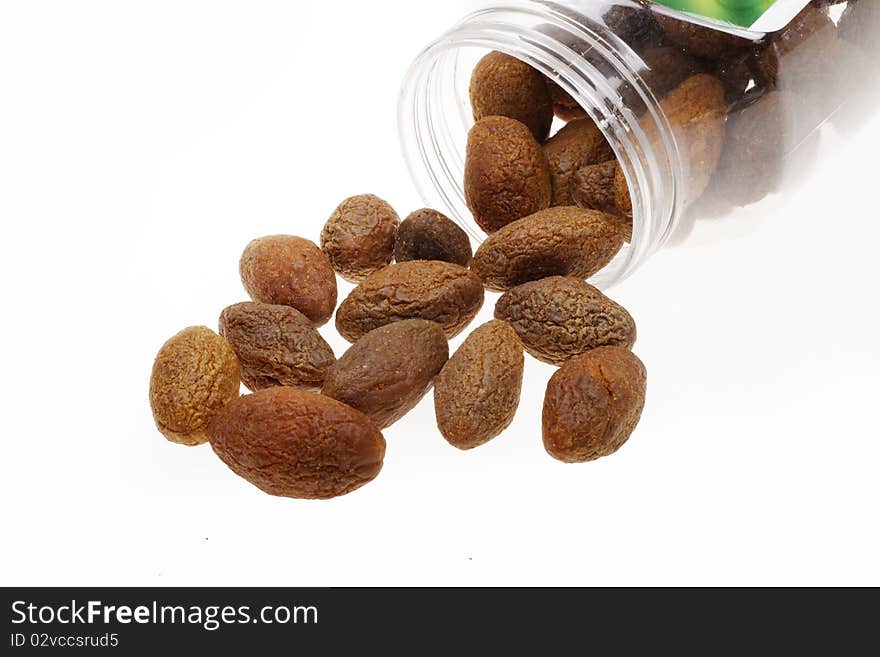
[{"x1": 1, "y1": 0, "x2": 878, "y2": 587}]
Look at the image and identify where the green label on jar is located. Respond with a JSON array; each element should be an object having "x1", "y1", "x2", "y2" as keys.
[{"x1": 649, "y1": 0, "x2": 810, "y2": 31}]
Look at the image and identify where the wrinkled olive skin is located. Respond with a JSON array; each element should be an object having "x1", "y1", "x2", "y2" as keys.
[
  {"x1": 208, "y1": 387, "x2": 386, "y2": 500},
  {"x1": 471, "y1": 206, "x2": 625, "y2": 291},
  {"x1": 323, "y1": 319, "x2": 448, "y2": 430},
  {"x1": 219, "y1": 302, "x2": 335, "y2": 392},
  {"x1": 149, "y1": 326, "x2": 241, "y2": 447},
  {"x1": 434, "y1": 320, "x2": 524, "y2": 450},
  {"x1": 495, "y1": 277, "x2": 636, "y2": 366},
  {"x1": 336, "y1": 261, "x2": 484, "y2": 342},
  {"x1": 543, "y1": 347, "x2": 647, "y2": 464},
  {"x1": 464, "y1": 116, "x2": 552, "y2": 234}
]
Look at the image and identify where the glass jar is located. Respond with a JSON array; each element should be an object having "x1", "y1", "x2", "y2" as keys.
[{"x1": 398, "y1": 0, "x2": 879, "y2": 287}]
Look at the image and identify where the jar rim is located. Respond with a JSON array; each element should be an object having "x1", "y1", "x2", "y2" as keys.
[{"x1": 398, "y1": 0, "x2": 684, "y2": 289}]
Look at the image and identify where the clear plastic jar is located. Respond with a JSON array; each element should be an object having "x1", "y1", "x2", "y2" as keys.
[{"x1": 399, "y1": 0, "x2": 879, "y2": 287}]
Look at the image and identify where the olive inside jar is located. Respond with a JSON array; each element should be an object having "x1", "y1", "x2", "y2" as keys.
[{"x1": 399, "y1": 0, "x2": 879, "y2": 287}]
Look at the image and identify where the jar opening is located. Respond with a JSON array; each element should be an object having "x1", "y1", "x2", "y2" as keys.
[{"x1": 399, "y1": 1, "x2": 683, "y2": 288}]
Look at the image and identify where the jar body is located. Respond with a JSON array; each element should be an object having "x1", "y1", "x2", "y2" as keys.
[{"x1": 399, "y1": 0, "x2": 879, "y2": 288}]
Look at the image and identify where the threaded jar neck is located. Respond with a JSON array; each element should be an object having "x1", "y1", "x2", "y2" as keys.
[{"x1": 399, "y1": 0, "x2": 683, "y2": 288}]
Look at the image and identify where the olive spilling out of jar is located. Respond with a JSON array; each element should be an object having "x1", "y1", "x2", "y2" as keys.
[
  {"x1": 150, "y1": 195, "x2": 645, "y2": 499},
  {"x1": 144, "y1": 1, "x2": 880, "y2": 500}
]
